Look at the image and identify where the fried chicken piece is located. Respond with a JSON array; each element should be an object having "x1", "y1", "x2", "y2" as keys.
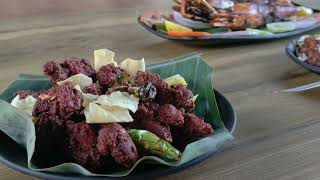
[
  {"x1": 43, "y1": 61, "x2": 69, "y2": 83},
  {"x1": 157, "y1": 104, "x2": 184, "y2": 127},
  {"x1": 83, "y1": 83, "x2": 103, "y2": 95},
  {"x1": 63, "y1": 57, "x2": 96, "y2": 77},
  {"x1": 129, "y1": 101, "x2": 160, "y2": 129},
  {"x1": 135, "y1": 101, "x2": 159, "y2": 121},
  {"x1": 97, "y1": 123, "x2": 138, "y2": 168},
  {"x1": 66, "y1": 121, "x2": 105, "y2": 170},
  {"x1": 33, "y1": 114, "x2": 68, "y2": 167},
  {"x1": 144, "y1": 120, "x2": 173, "y2": 143},
  {"x1": 135, "y1": 71, "x2": 170, "y2": 104},
  {"x1": 33, "y1": 82, "x2": 83, "y2": 121},
  {"x1": 183, "y1": 113, "x2": 214, "y2": 137},
  {"x1": 135, "y1": 71, "x2": 165, "y2": 88},
  {"x1": 43, "y1": 58, "x2": 95, "y2": 84},
  {"x1": 32, "y1": 83, "x2": 84, "y2": 166},
  {"x1": 97, "y1": 64, "x2": 131, "y2": 88},
  {"x1": 170, "y1": 85, "x2": 195, "y2": 113}
]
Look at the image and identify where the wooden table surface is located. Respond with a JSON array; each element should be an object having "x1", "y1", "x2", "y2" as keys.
[{"x1": 1, "y1": 0, "x2": 320, "y2": 179}]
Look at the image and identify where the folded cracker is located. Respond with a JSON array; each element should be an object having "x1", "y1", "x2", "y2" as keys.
[
  {"x1": 95, "y1": 91, "x2": 139, "y2": 113},
  {"x1": 74, "y1": 85, "x2": 99, "y2": 107},
  {"x1": 11, "y1": 95, "x2": 37, "y2": 116},
  {"x1": 94, "y1": 49, "x2": 118, "y2": 71},
  {"x1": 120, "y1": 58, "x2": 145, "y2": 76},
  {"x1": 84, "y1": 102, "x2": 133, "y2": 123},
  {"x1": 57, "y1": 74, "x2": 93, "y2": 90}
]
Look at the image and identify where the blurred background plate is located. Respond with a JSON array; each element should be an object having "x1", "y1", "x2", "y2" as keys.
[
  {"x1": 286, "y1": 40, "x2": 320, "y2": 74},
  {"x1": 0, "y1": 89, "x2": 236, "y2": 180},
  {"x1": 138, "y1": 2, "x2": 320, "y2": 45}
]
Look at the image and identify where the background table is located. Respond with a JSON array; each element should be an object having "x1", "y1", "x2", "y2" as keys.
[{"x1": 0, "y1": 0, "x2": 320, "y2": 179}]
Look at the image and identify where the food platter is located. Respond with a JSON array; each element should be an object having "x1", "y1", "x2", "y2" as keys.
[
  {"x1": 0, "y1": 89, "x2": 236, "y2": 180},
  {"x1": 286, "y1": 39, "x2": 320, "y2": 74},
  {"x1": 138, "y1": 2, "x2": 320, "y2": 45},
  {"x1": 0, "y1": 51, "x2": 236, "y2": 179},
  {"x1": 140, "y1": 20, "x2": 320, "y2": 45}
]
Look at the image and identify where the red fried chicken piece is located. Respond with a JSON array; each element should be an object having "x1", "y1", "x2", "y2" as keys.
[
  {"x1": 135, "y1": 101, "x2": 159, "y2": 121},
  {"x1": 97, "y1": 64, "x2": 131, "y2": 88},
  {"x1": 183, "y1": 113, "x2": 214, "y2": 137},
  {"x1": 43, "y1": 61, "x2": 69, "y2": 83},
  {"x1": 135, "y1": 71, "x2": 170, "y2": 103},
  {"x1": 66, "y1": 121, "x2": 105, "y2": 170},
  {"x1": 97, "y1": 123, "x2": 138, "y2": 168},
  {"x1": 157, "y1": 104, "x2": 184, "y2": 127},
  {"x1": 63, "y1": 57, "x2": 96, "y2": 77},
  {"x1": 33, "y1": 82, "x2": 83, "y2": 121},
  {"x1": 83, "y1": 83, "x2": 103, "y2": 95},
  {"x1": 43, "y1": 58, "x2": 95, "y2": 84},
  {"x1": 33, "y1": 115, "x2": 68, "y2": 167},
  {"x1": 170, "y1": 85, "x2": 195, "y2": 113},
  {"x1": 144, "y1": 120, "x2": 173, "y2": 143}
]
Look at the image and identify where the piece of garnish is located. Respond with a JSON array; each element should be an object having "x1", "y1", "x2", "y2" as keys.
[
  {"x1": 297, "y1": 6, "x2": 313, "y2": 17},
  {"x1": 164, "y1": 74, "x2": 188, "y2": 86},
  {"x1": 266, "y1": 22, "x2": 295, "y2": 33},
  {"x1": 165, "y1": 20, "x2": 193, "y2": 32}
]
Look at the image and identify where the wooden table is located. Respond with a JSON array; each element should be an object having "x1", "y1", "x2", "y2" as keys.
[{"x1": 0, "y1": 0, "x2": 320, "y2": 179}]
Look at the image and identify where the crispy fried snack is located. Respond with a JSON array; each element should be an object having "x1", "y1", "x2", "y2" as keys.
[
  {"x1": 135, "y1": 71, "x2": 170, "y2": 104},
  {"x1": 183, "y1": 113, "x2": 214, "y2": 137},
  {"x1": 144, "y1": 120, "x2": 173, "y2": 143},
  {"x1": 170, "y1": 85, "x2": 194, "y2": 113},
  {"x1": 32, "y1": 82, "x2": 84, "y2": 167},
  {"x1": 66, "y1": 121, "x2": 106, "y2": 171},
  {"x1": 97, "y1": 64, "x2": 132, "y2": 88},
  {"x1": 157, "y1": 104, "x2": 184, "y2": 127},
  {"x1": 83, "y1": 83, "x2": 104, "y2": 95},
  {"x1": 43, "y1": 58, "x2": 95, "y2": 83},
  {"x1": 33, "y1": 82, "x2": 83, "y2": 121},
  {"x1": 97, "y1": 123, "x2": 138, "y2": 168}
]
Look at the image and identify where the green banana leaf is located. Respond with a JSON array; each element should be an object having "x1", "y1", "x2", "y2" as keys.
[{"x1": 0, "y1": 53, "x2": 233, "y2": 177}]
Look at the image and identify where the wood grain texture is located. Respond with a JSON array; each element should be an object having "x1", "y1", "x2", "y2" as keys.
[{"x1": 0, "y1": 0, "x2": 320, "y2": 180}]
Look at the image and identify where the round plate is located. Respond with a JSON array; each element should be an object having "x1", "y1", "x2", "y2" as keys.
[
  {"x1": 286, "y1": 39, "x2": 320, "y2": 74},
  {"x1": 138, "y1": 5, "x2": 320, "y2": 45},
  {"x1": 0, "y1": 89, "x2": 236, "y2": 180}
]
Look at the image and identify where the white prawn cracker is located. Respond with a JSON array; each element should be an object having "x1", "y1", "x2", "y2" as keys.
[
  {"x1": 94, "y1": 49, "x2": 145, "y2": 76},
  {"x1": 57, "y1": 73, "x2": 93, "y2": 90},
  {"x1": 94, "y1": 49, "x2": 118, "y2": 71},
  {"x1": 10, "y1": 95, "x2": 37, "y2": 116},
  {"x1": 84, "y1": 91, "x2": 139, "y2": 124},
  {"x1": 84, "y1": 102, "x2": 133, "y2": 123},
  {"x1": 120, "y1": 58, "x2": 145, "y2": 76}
]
